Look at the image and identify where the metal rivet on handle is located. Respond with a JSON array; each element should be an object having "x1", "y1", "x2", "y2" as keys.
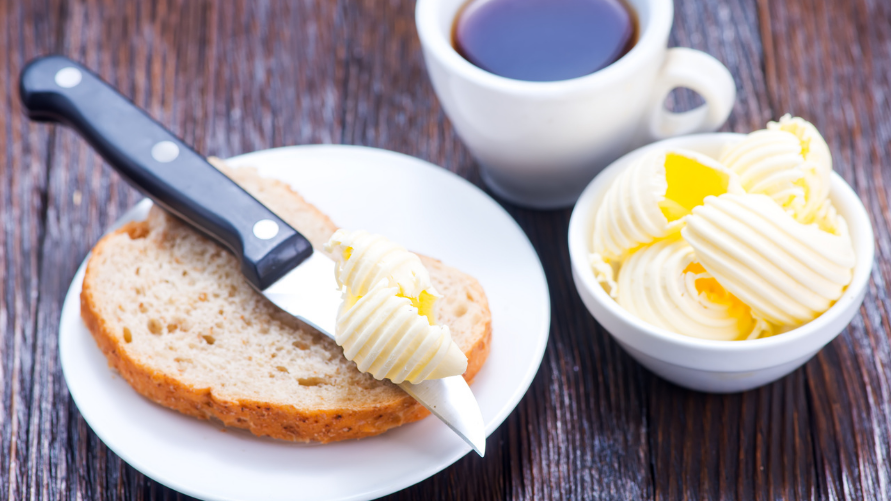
[
  {"x1": 55, "y1": 67, "x2": 82, "y2": 88},
  {"x1": 253, "y1": 219, "x2": 279, "y2": 240},
  {"x1": 151, "y1": 141, "x2": 179, "y2": 163}
]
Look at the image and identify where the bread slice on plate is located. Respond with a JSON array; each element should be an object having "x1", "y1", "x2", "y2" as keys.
[{"x1": 80, "y1": 159, "x2": 492, "y2": 443}]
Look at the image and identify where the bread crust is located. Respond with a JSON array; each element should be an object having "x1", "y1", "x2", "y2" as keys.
[{"x1": 81, "y1": 219, "x2": 492, "y2": 443}]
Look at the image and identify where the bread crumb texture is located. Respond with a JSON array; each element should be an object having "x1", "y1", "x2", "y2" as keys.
[{"x1": 80, "y1": 161, "x2": 491, "y2": 443}]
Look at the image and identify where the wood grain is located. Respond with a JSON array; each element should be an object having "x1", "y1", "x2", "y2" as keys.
[{"x1": 1, "y1": 0, "x2": 891, "y2": 499}]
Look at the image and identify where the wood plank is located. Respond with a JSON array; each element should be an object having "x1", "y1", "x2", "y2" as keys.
[
  {"x1": 670, "y1": 0, "x2": 773, "y2": 131},
  {"x1": 0, "y1": 1, "x2": 65, "y2": 500},
  {"x1": 759, "y1": 0, "x2": 891, "y2": 499},
  {"x1": 337, "y1": 0, "x2": 479, "y2": 184}
]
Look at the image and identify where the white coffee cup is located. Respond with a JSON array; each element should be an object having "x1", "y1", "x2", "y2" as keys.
[{"x1": 416, "y1": 0, "x2": 736, "y2": 209}]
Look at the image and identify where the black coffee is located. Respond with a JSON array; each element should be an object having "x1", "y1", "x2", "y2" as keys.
[{"x1": 453, "y1": 0, "x2": 637, "y2": 82}]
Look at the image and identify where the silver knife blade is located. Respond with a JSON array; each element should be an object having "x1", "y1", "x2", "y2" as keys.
[
  {"x1": 263, "y1": 252, "x2": 341, "y2": 335},
  {"x1": 399, "y1": 376, "x2": 486, "y2": 456},
  {"x1": 262, "y1": 251, "x2": 486, "y2": 456}
]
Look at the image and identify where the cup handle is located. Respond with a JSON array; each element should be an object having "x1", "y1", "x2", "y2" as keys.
[{"x1": 645, "y1": 47, "x2": 736, "y2": 141}]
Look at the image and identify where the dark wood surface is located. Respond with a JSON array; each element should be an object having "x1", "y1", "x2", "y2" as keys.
[{"x1": 1, "y1": 0, "x2": 890, "y2": 499}]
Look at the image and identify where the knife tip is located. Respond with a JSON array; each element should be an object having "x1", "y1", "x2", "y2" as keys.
[
  {"x1": 468, "y1": 435, "x2": 486, "y2": 457},
  {"x1": 473, "y1": 442, "x2": 486, "y2": 457}
]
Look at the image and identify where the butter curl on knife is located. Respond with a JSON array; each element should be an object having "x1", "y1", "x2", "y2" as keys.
[{"x1": 324, "y1": 229, "x2": 468, "y2": 384}]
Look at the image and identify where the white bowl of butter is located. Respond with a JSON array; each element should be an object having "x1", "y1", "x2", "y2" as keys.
[{"x1": 568, "y1": 132, "x2": 874, "y2": 393}]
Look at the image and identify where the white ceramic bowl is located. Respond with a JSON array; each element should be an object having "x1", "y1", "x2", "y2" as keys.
[{"x1": 568, "y1": 133, "x2": 874, "y2": 393}]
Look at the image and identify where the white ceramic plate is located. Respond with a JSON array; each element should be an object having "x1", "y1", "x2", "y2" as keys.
[{"x1": 59, "y1": 145, "x2": 550, "y2": 501}]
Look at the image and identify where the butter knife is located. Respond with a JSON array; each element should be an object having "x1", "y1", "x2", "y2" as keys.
[{"x1": 20, "y1": 55, "x2": 485, "y2": 456}]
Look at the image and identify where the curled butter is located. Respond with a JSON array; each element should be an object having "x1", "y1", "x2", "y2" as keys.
[
  {"x1": 617, "y1": 237, "x2": 770, "y2": 341},
  {"x1": 592, "y1": 148, "x2": 742, "y2": 261},
  {"x1": 326, "y1": 229, "x2": 432, "y2": 298},
  {"x1": 682, "y1": 193, "x2": 855, "y2": 326},
  {"x1": 336, "y1": 285, "x2": 466, "y2": 384},
  {"x1": 590, "y1": 148, "x2": 742, "y2": 296},
  {"x1": 589, "y1": 116, "x2": 854, "y2": 341},
  {"x1": 720, "y1": 114, "x2": 832, "y2": 226},
  {"x1": 324, "y1": 229, "x2": 467, "y2": 384}
]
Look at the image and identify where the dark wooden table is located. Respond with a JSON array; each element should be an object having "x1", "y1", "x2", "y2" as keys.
[{"x1": 2, "y1": 0, "x2": 890, "y2": 499}]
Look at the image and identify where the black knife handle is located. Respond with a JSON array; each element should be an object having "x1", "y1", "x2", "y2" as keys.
[{"x1": 19, "y1": 55, "x2": 312, "y2": 290}]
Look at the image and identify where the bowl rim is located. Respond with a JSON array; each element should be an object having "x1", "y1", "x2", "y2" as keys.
[{"x1": 568, "y1": 132, "x2": 875, "y2": 355}]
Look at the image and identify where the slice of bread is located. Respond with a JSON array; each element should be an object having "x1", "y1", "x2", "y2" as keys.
[{"x1": 80, "y1": 159, "x2": 492, "y2": 443}]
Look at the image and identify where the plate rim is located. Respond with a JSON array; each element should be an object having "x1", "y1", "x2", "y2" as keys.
[{"x1": 59, "y1": 144, "x2": 551, "y2": 501}]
